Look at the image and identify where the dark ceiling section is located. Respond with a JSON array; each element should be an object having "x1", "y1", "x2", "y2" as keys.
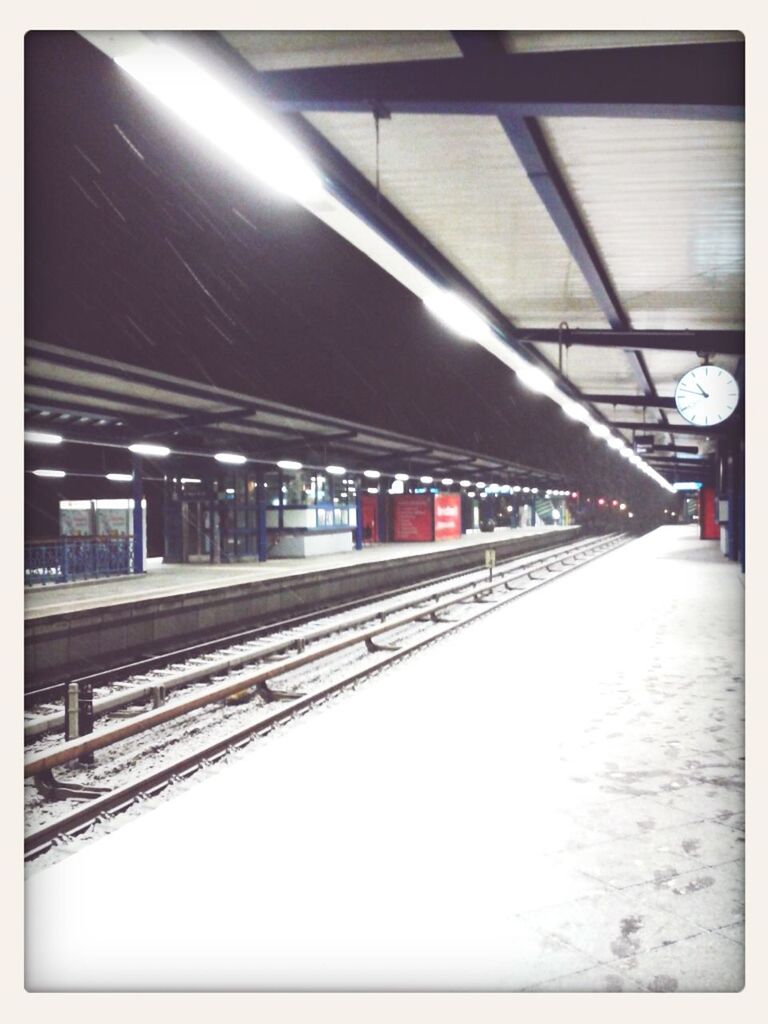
[{"x1": 25, "y1": 31, "x2": 658, "y2": 497}]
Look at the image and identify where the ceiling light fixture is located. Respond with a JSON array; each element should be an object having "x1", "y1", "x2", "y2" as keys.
[
  {"x1": 276, "y1": 460, "x2": 303, "y2": 471},
  {"x1": 24, "y1": 431, "x2": 63, "y2": 445},
  {"x1": 106, "y1": 473, "x2": 133, "y2": 482},
  {"x1": 32, "y1": 469, "x2": 66, "y2": 478},
  {"x1": 215, "y1": 452, "x2": 246, "y2": 465},
  {"x1": 422, "y1": 288, "x2": 496, "y2": 343},
  {"x1": 129, "y1": 443, "x2": 171, "y2": 457}
]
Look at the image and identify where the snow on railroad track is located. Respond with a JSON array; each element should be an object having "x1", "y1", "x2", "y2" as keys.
[{"x1": 25, "y1": 533, "x2": 628, "y2": 859}]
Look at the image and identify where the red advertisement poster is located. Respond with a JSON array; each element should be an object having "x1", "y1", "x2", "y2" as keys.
[
  {"x1": 434, "y1": 493, "x2": 461, "y2": 540},
  {"x1": 699, "y1": 486, "x2": 719, "y2": 540},
  {"x1": 392, "y1": 495, "x2": 433, "y2": 542}
]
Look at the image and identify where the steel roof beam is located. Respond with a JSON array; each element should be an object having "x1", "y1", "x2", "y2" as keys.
[
  {"x1": 610, "y1": 420, "x2": 721, "y2": 436},
  {"x1": 455, "y1": 30, "x2": 628, "y2": 332},
  {"x1": 582, "y1": 394, "x2": 677, "y2": 409},
  {"x1": 520, "y1": 328, "x2": 744, "y2": 355},
  {"x1": 453, "y1": 33, "x2": 676, "y2": 441},
  {"x1": 256, "y1": 42, "x2": 744, "y2": 121}
]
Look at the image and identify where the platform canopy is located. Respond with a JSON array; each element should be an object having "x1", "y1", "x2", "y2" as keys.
[
  {"x1": 25, "y1": 338, "x2": 556, "y2": 485},
  {"x1": 212, "y1": 29, "x2": 745, "y2": 479},
  {"x1": 28, "y1": 30, "x2": 744, "y2": 489}
]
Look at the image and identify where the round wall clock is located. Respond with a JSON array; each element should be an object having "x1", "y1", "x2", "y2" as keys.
[{"x1": 674, "y1": 365, "x2": 740, "y2": 427}]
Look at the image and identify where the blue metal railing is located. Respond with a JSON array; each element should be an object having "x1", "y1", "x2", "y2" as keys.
[{"x1": 25, "y1": 537, "x2": 134, "y2": 586}]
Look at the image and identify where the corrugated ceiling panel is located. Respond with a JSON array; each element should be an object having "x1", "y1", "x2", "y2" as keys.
[
  {"x1": 641, "y1": 351, "x2": 740, "y2": 395},
  {"x1": 540, "y1": 118, "x2": 744, "y2": 331},
  {"x1": 304, "y1": 112, "x2": 608, "y2": 330},
  {"x1": 222, "y1": 31, "x2": 460, "y2": 70},
  {"x1": 501, "y1": 30, "x2": 742, "y2": 53},
  {"x1": 529, "y1": 342, "x2": 639, "y2": 393}
]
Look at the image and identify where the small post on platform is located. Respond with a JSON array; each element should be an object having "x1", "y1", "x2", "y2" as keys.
[
  {"x1": 78, "y1": 681, "x2": 95, "y2": 765},
  {"x1": 131, "y1": 452, "x2": 145, "y2": 574},
  {"x1": 65, "y1": 683, "x2": 79, "y2": 742}
]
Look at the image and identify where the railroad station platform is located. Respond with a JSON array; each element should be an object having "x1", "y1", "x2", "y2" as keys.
[
  {"x1": 25, "y1": 524, "x2": 579, "y2": 688},
  {"x1": 26, "y1": 525, "x2": 745, "y2": 992}
]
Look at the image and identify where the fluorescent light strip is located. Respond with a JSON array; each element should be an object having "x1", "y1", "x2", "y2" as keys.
[{"x1": 83, "y1": 33, "x2": 673, "y2": 494}]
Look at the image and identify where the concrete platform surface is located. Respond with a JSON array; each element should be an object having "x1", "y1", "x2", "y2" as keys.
[{"x1": 26, "y1": 525, "x2": 745, "y2": 991}]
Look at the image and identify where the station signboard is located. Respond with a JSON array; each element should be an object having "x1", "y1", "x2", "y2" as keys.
[{"x1": 434, "y1": 493, "x2": 461, "y2": 540}]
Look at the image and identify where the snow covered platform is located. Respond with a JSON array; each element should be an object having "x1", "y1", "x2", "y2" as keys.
[
  {"x1": 26, "y1": 525, "x2": 745, "y2": 992},
  {"x1": 25, "y1": 525, "x2": 579, "y2": 688}
]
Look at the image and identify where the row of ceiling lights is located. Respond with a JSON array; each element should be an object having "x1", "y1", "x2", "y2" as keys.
[
  {"x1": 86, "y1": 34, "x2": 677, "y2": 497},
  {"x1": 26, "y1": 434, "x2": 576, "y2": 495}
]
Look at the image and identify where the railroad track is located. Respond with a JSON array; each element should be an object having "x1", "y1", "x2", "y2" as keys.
[{"x1": 25, "y1": 531, "x2": 627, "y2": 863}]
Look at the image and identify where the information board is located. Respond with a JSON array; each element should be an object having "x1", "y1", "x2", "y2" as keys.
[{"x1": 392, "y1": 495, "x2": 433, "y2": 542}]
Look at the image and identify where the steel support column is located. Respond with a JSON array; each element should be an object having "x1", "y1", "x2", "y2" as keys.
[{"x1": 130, "y1": 452, "x2": 145, "y2": 574}]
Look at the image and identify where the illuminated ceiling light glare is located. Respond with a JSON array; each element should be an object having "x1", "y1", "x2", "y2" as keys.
[
  {"x1": 512, "y1": 485, "x2": 521, "y2": 493},
  {"x1": 366, "y1": 487, "x2": 379, "y2": 494},
  {"x1": 619, "y1": 447, "x2": 633, "y2": 459},
  {"x1": 522, "y1": 486, "x2": 530, "y2": 493},
  {"x1": 628, "y1": 512, "x2": 635, "y2": 518},
  {"x1": 363, "y1": 469, "x2": 381, "y2": 479},
  {"x1": 422, "y1": 289, "x2": 496, "y2": 343},
  {"x1": 276, "y1": 460, "x2": 303, "y2": 471},
  {"x1": 588, "y1": 421, "x2": 610, "y2": 440},
  {"x1": 215, "y1": 452, "x2": 246, "y2": 465},
  {"x1": 531, "y1": 487, "x2": 539, "y2": 494},
  {"x1": 129, "y1": 443, "x2": 171, "y2": 457},
  {"x1": 571, "y1": 491, "x2": 578, "y2": 498},
  {"x1": 516, "y1": 363, "x2": 557, "y2": 396},
  {"x1": 475, "y1": 481, "x2": 487, "y2": 489},
  {"x1": 33, "y1": 469, "x2": 66, "y2": 478},
  {"x1": 180, "y1": 477, "x2": 202, "y2": 484},
  {"x1": 619, "y1": 503, "x2": 627, "y2": 511},
  {"x1": 420, "y1": 476, "x2": 434, "y2": 484},
  {"x1": 113, "y1": 40, "x2": 324, "y2": 203},
  {"x1": 560, "y1": 399, "x2": 590, "y2": 423},
  {"x1": 607, "y1": 436, "x2": 624, "y2": 450},
  {"x1": 106, "y1": 473, "x2": 133, "y2": 482},
  {"x1": 459, "y1": 479, "x2": 471, "y2": 488},
  {"x1": 441, "y1": 478, "x2": 454, "y2": 486},
  {"x1": 325, "y1": 465, "x2": 346, "y2": 475},
  {"x1": 24, "y1": 431, "x2": 63, "y2": 445},
  {"x1": 394, "y1": 473, "x2": 409, "y2": 482}
]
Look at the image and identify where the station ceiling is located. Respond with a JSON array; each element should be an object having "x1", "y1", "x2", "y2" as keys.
[{"x1": 25, "y1": 30, "x2": 744, "y2": 491}]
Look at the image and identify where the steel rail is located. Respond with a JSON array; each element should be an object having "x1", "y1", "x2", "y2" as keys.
[
  {"x1": 24, "y1": 535, "x2": 622, "y2": 777},
  {"x1": 25, "y1": 534, "x2": 612, "y2": 740},
  {"x1": 25, "y1": 534, "x2": 604, "y2": 731},
  {"x1": 24, "y1": 532, "x2": 627, "y2": 860},
  {"x1": 25, "y1": 530, "x2": 589, "y2": 705}
]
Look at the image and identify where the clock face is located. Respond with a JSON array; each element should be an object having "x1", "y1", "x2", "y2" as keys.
[{"x1": 674, "y1": 365, "x2": 739, "y2": 426}]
